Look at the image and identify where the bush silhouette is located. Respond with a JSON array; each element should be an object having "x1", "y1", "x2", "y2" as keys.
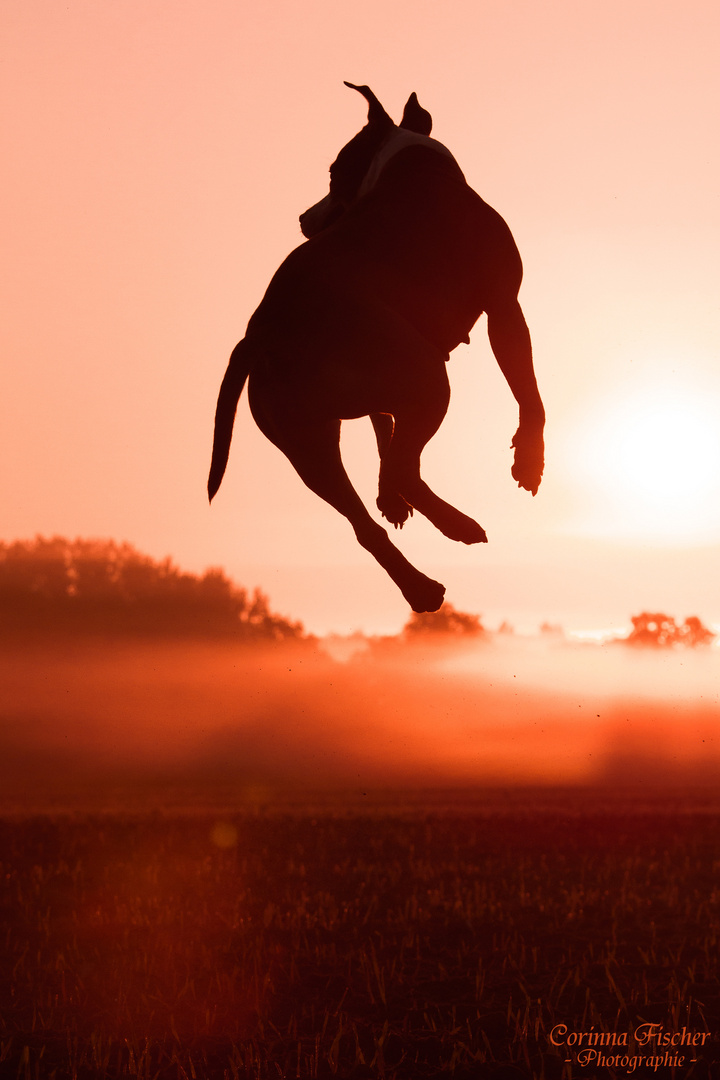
[
  {"x1": 403, "y1": 603, "x2": 485, "y2": 638},
  {"x1": 623, "y1": 611, "x2": 714, "y2": 649}
]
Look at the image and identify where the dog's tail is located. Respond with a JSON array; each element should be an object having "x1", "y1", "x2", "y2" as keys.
[{"x1": 208, "y1": 339, "x2": 252, "y2": 502}]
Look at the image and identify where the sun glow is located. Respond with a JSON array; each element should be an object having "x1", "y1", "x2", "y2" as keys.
[{"x1": 567, "y1": 379, "x2": 720, "y2": 544}]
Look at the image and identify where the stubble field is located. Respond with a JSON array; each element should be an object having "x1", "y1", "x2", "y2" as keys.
[{"x1": 1, "y1": 795, "x2": 719, "y2": 1079}]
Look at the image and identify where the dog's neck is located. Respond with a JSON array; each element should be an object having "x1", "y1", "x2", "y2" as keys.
[{"x1": 357, "y1": 128, "x2": 456, "y2": 199}]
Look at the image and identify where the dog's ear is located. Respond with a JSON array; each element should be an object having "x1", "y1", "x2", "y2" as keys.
[
  {"x1": 344, "y1": 82, "x2": 394, "y2": 128},
  {"x1": 400, "y1": 92, "x2": 432, "y2": 136}
]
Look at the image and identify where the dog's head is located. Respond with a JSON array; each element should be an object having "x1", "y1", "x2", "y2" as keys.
[{"x1": 299, "y1": 83, "x2": 451, "y2": 239}]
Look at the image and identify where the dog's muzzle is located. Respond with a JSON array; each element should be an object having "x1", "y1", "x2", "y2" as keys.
[{"x1": 300, "y1": 194, "x2": 347, "y2": 239}]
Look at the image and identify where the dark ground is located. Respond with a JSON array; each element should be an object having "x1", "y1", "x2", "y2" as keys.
[{"x1": 1, "y1": 788, "x2": 719, "y2": 1079}]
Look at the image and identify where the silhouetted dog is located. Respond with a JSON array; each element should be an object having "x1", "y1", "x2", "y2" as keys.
[{"x1": 209, "y1": 83, "x2": 545, "y2": 613}]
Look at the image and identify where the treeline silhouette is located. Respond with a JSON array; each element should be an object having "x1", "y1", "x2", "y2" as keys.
[
  {"x1": 2, "y1": 537, "x2": 715, "y2": 649},
  {"x1": 400, "y1": 606, "x2": 715, "y2": 648},
  {"x1": 0, "y1": 537, "x2": 307, "y2": 641}
]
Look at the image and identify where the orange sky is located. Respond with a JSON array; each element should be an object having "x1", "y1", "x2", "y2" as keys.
[{"x1": 3, "y1": 0, "x2": 720, "y2": 634}]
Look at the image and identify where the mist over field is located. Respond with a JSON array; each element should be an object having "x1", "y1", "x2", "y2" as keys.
[{"x1": 2, "y1": 632, "x2": 718, "y2": 811}]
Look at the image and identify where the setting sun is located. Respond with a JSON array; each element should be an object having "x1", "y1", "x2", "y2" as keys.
[{"x1": 569, "y1": 379, "x2": 720, "y2": 544}]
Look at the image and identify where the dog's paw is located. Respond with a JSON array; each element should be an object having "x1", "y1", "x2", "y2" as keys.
[
  {"x1": 377, "y1": 492, "x2": 413, "y2": 528},
  {"x1": 451, "y1": 515, "x2": 487, "y2": 545},
  {"x1": 511, "y1": 425, "x2": 545, "y2": 496},
  {"x1": 405, "y1": 575, "x2": 446, "y2": 613},
  {"x1": 435, "y1": 508, "x2": 487, "y2": 545}
]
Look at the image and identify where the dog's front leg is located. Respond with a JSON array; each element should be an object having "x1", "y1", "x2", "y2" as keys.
[{"x1": 486, "y1": 298, "x2": 545, "y2": 496}]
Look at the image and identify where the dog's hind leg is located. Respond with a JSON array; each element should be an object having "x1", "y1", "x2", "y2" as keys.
[
  {"x1": 370, "y1": 412, "x2": 413, "y2": 529},
  {"x1": 263, "y1": 415, "x2": 445, "y2": 612},
  {"x1": 378, "y1": 384, "x2": 488, "y2": 545},
  {"x1": 370, "y1": 412, "x2": 394, "y2": 456}
]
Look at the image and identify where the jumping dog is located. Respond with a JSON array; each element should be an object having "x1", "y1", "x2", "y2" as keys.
[{"x1": 208, "y1": 83, "x2": 545, "y2": 613}]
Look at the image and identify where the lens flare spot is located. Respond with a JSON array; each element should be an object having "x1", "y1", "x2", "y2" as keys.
[{"x1": 210, "y1": 821, "x2": 238, "y2": 849}]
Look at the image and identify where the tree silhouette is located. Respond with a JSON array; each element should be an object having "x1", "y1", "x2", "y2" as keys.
[
  {"x1": 0, "y1": 536, "x2": 307, "y2": 641},
  {"x1": 623, "y1": 611, "x2": 714, "y2": 649}
]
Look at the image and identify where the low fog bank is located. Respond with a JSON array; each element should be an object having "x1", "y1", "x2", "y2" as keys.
[
  {"x1": 438, "y1": 630, "x2": 720, "y2": 701},
  {"x1": 1, "y1": 634, "x2": 718, "y2": 811}
]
